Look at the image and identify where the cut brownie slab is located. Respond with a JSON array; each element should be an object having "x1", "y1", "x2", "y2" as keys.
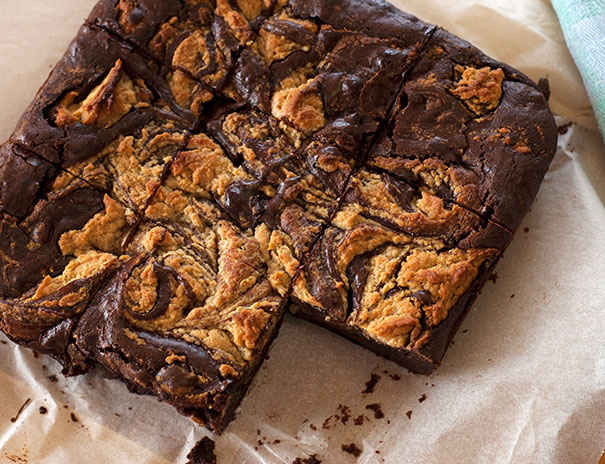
[{"x1": 0, "y1": 0, "x2": 558, "y2": 434}]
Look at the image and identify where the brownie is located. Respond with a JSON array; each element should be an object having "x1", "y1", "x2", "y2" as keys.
[{"x1": 0, "y1": 0, "x2": 557, "y2": 434}]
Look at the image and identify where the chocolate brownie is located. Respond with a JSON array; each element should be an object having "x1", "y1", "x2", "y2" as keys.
[{"x1": 0, "y1": 0, "x2": 557, "y2": 433}]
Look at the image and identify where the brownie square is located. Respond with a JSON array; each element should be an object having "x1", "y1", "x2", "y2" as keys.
[{"x1": 290, "y1": 167, "x2": 512, "y2": 373}]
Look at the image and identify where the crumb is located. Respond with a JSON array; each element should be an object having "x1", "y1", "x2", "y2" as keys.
[
  {"x1": 186, "y1": 437, "x2": 216, "y2": 464},
  {"x1": 462, "y1": 329, "x2": 469, "y2": 333},
  {"x1": 524, "y1": 227, "x2": 530, "y2": 233},
  {"x1": 1, "y1": 340, "x2": 7, "y2": 344},
  {"x1": 33, "y1": 351, "x2": 39, "y2": 358},
  {"x1": 70, "y1": 413, "x2": 79, "y2": 423},
  {"x1": 353, "y1": 414, "x2": 365, "y2": 426},
  {"x1": 39, "y1": 406, "x2": 48, "y2": 415},
  {"x1": 309, "y1": 424, "x2": 317, "y2": 431},
  {"x1": 272, "y1": 440, "x2": 281, "y2": 445},
  {"x1": 488, "y1": 273, "x2": 498, "y2": 284},
  {"x1": 292, "y1": 454, "x2": 321, "y2": 464},
  {"x1": 337, "y1": 404, "x2": 351, "y2": 425},
  {"x1": 390, "y1": 374, "x2": 401, "y2": 381},
  {"x1": 406, "y1": 410, "x2": 413, "y2": 420},
  {"x1": 321, "y1": 415, "x2": 333, "y2": 430},
  {"x1": 557, "y1": 122, "x2": 572, "y2": 135},
  {"x1": 341, "y1": 443, "x2": 362, "y2": 457},
  {"x1": 48, "y1": 375, "x2": 58, "y2": 383},
  {"x1": 418, "y1": 394, "x2": 427, "y2": 403},
  {"x1": 365, "y1": 403, "x2": 384, "y2": 419},
  {"x1": 510, "y1": 294, "x2": 515, "y2": 298},
  {"x1": 362, "y1": 373, "x2": 381, "y2": 394}
]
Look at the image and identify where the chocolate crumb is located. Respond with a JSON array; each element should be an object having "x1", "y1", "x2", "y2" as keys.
[
  {"x1": 186, "y1": 437, "x2": 216, "y2": 464},
  {"x1": 365, "y1": 403, "x2": 384, "y2": 419},
  {"x1": 362, "y1": 373, "x2": 381, "y2": 394},
  {"x1": 524, "y1": 227, "x2": 530, "y2": 233},
  {"x1": 418, "y1": 394, "x2": 427, "y2": 403},
  {"x1": 1, "y1": 340, "x2": 7, "y2": 344},
  {"x1": 390, "y1": 374, "x2": 401, "y2": 381},
  {"x1": 292, "y1": 454, "x2": 321, "y2": 464},
  {"x1": 321, "y1": 416, "x2": 333, "y2": 430},
  {"x1": 406, "y1": 410, "x2": 413, "y2": 419},
  {"x1": 337, "y1": 404, "x2": 351, "y2": 424},
  {"x1": 488, "y1": 273, "x2": 498, "y2": 284},
  {"x1": 272, "y1": 440, "x2": 281, "y2": 445},
  {"x1": 557, "y1": 122, "x2": 572, "y2": 135},
  {"x1": 341, "y1": 443, "x2": 362, "y2": 457},
  {"x1": 353, "y1": 414, "x2": 365, "y2": 426},
  {"x1": 115, "y1": 413, "x2": 121, "y2": 417},
  {"x1": 48, "y1": 375, "x2": 58, "y2": 383},
  {"x1": 510, "y1": 294, "x2": 515, "y2": 298},
  {"x1": 10, "y1": 398, "x2": 31, "y2": 423},
  {"x1": 461, "y1": 329, "x2": 468, "y2": 334},
  {"x1": 39, "y1": 406, "x2": 47, "y2": 415},
  {"x1": 32, "y1": 351, "x2": 39, "y2": 358},
  {"x1": 309, "y1": 424, "x2": 317, "y2": 431},
  {"x1": 70, "y1": 413, "x2": 78, "y2": 423}
]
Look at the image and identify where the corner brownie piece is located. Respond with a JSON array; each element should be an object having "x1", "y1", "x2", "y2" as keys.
[{"x1": 0, "y1": 0, "x2": 557, "y2": 433}]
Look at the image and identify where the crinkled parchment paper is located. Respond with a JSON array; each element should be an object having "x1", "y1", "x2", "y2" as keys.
[{"x1": 0, "y1": 1, "x2": 603, "y2": 463}]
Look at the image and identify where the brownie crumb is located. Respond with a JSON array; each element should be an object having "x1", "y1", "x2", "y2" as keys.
[
  {"x1": 272, "y1": 440, "x2": 281, "y2": 445},
  {"x1": 462, "y1": 329, "x2": 469, "y2": 333},
  {"x1": 557, "y1": 122, "x2": 572, "y2": 135},
  {"x1": 341, "y1": 443, "x2": 362, "y2": 457},
  {"x1": 70, "y1": 413, "x2": 78, "y2": 423},
  {"x1": 39, "y1": 406, "x2": 48, "y2": 415},
  {"x1": 186, "y1": 437, "x2": 216, "y2": 464},
  {"x1": 390, "y1": 374, "x2": 401, "y2": 381},
  {"x1": 406, "y1": 410, "x2": 413, "y2": 419},
  {"x1": 321, "y1": 416, "x2": 333, "y2": 430},
  {"x1": 362, "y1": 373, "x2": 381, "y2": 394},
  {"x1": 309, "y1": 424, "x2": 317, "y2": 431},
  {"x1": 48, "y1": 375, "x2": 58, "y2": 383},
  {"x1": 337, "y1": 404, "x2": 351, "y2": 425},
  {"x1": 1, "y1": 340, "x2": 7, "y2": 345},
  {"x1": 488, "y1": 273, "x2": 498, "y2": 283},
  {"x1": 32, "y1": 351, "x2": 39, "y2": 358},
  {"x1": 418, "y1": 394, "x2": 427, "y2": 403},
  {"x1": 524, "y1": 227, "x2": 530, "y2": 233},
  {"x1": 365, "y1": 403, "x2": 384, "y2": 419},
  {"x1": 510, "y1": 294, "x2": 515, "y2": 299},
  {"x1": 292, "y1": 454, "x2": 321, "y2": 464},
  {"x1": 10, "y1": 398, "x2": 32, "y2": 423},
  {"x1": 353, "y1": 414, "x2": 365, "y2": 426}
]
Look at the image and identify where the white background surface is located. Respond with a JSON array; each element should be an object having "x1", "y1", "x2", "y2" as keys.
[{"x1": 0, "y1": 1, "x2": 603, "y2": 463}]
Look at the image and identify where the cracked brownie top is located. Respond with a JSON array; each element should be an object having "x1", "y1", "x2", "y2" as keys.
[{"x1": 0, "y1": 0, "x2": 557, "y2": 431}]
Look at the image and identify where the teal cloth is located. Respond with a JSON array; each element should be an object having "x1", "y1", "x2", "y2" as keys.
[{"x1": 551, "y1": 0, "x2": 605, "y2": 139}]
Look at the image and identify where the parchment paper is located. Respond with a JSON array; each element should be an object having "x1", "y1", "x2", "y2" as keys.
[{"x1": 0, "y1": 1, "x2": 603, "y2": 463}]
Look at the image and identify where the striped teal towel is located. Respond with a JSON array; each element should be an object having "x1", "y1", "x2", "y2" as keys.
[{"x1": 551, "y1": 0, "x2": 605, "y2": 139}]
